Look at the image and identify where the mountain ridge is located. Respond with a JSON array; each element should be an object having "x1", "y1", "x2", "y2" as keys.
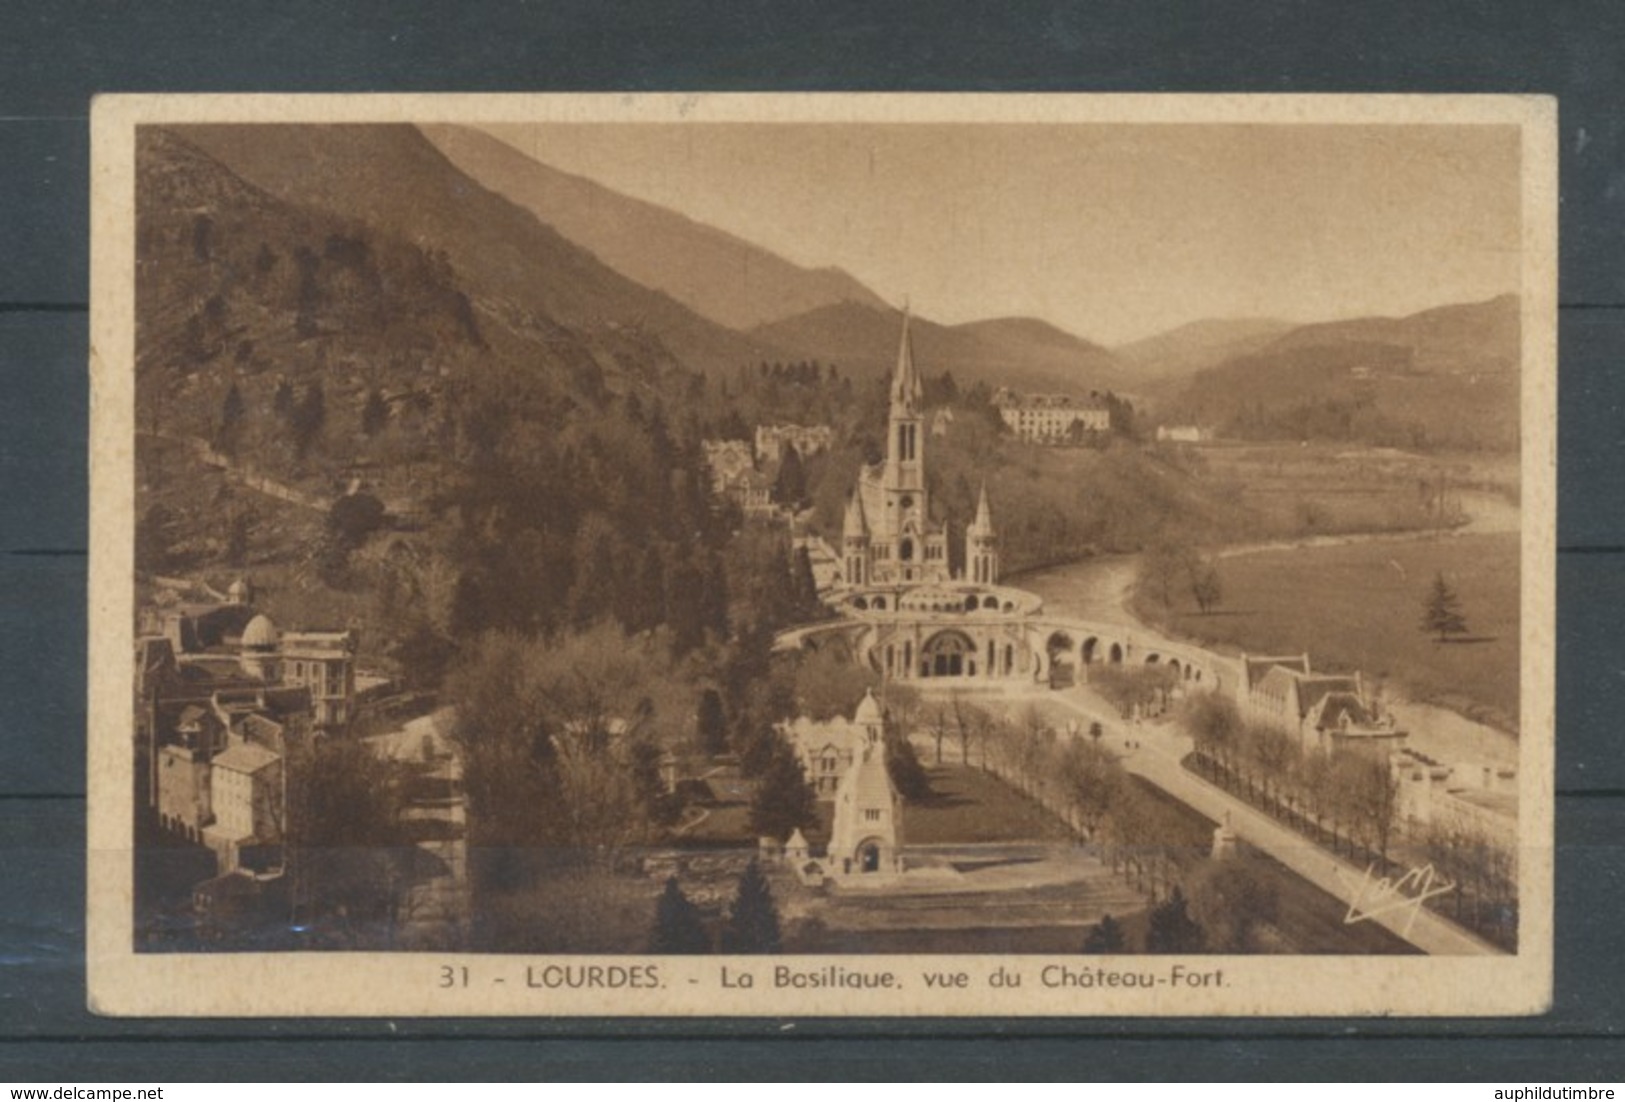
[
  {"x1": 421, "y1": 124, "x2": 891, "y2": 331},
  {"x1": 753, "y1": 300, "x2": 1127, "y2": 394},
  {"x1": 172, "y1": 123, "x2": 785, "y2": 377}
]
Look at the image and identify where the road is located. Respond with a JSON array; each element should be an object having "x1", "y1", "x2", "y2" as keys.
[{"x1": 1036, "y1": 688, "x2": 1501, "y2": 956}]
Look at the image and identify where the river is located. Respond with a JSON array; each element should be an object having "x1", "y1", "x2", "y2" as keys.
[{"x1": 1013, "y1": 512, "x2": 1520, "y2": 770}]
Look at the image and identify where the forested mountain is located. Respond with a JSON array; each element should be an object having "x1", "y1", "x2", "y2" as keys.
[
  {"x1": 172, "y1": 123, "x2": 784, "y2": 376},
  {"x1": 1155, "y1": 295, "x2": 1520, "y2": 451},
  {"x1": 135, "y1": 126, "x2": 823, "y2": 678},
  {"x1": 752, "y1": 300, "x2": 1125, "y2": 394},
  {"x1": 421, "y1": 124, "x2": 890, "y2": 331}
]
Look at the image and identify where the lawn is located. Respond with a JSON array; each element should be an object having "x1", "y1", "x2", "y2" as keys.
[
  {"x1": 903, "y1": 765, "x2": 1076, "y2": 845},
  {"x1": 1140, "y1": 531, "x2": 1520, "y2": 733}
]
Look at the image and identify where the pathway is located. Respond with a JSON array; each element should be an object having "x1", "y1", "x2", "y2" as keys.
[{"x1": 1038, "y1": 689, "x2": 1500, "y2": 956}]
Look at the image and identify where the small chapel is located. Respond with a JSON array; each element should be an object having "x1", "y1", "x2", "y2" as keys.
[
  {"x1": 782, "y1": 689, "x2": 905, "y2": 879},
  {"x1": 827, "y1": 689, "x2": 905, "y2": 875}
]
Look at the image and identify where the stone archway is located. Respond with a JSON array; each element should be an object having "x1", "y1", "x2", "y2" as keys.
[
  {"x1": 1046, "y1": 630, "x2": 1076, "y2": 688},
  {"x1": 921, "y1": 629, "x2": 976, "y2": 678},
  {"x1": 1109, "y1": 642, "x2": 1124, "y2": 664},
  {"x1": 1082, "y1": 637, "x2": 1098, "y2": 665}
]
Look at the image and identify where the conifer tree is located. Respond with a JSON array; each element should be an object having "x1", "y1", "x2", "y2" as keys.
[
  {"x1": 1420, "y1": 570, "x2": 1468, "y2": 642},
  {"x1": 772, "y1": 445, "x2": 807, "y2": 507},
  {"x1": 1145, "y1": 886, "x2": 1205, "y2": 953},
  {"x1": 721, "y1": 860, "x2": 782, "y2": 954},
  {"x1": 217, "y1": 382, "x2": 245, "y2": 456},
  {"x1": 748, "y1": 739, "x2": 818, "y2": 840},
  {"x1": 1082, "y1": 913, "x2": 1126, "y2": 953},
  {"x1": 649, "y1": 876, "x2": 711, "y2": 954},
  {"x1": 361, "y1": 387, "x2": 389, "y2": 437},
  {"x1": 696, "y1": 688, "x2": 729, "y2": 757}
]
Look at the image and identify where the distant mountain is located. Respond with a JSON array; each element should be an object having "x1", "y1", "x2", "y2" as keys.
[
  {"x1": 753, "y1": 301, "x2": 1125, "y2": 394},
  {"x1": 172, "y1": 123, "x2": 781, "y2": 376},
  {"x1": 1114, "y1": 317, "x2": 1297, "y2": 382},
  {"x1": 421, "y1": 125, "x2": 891, "y2": 331},
  {"x1": 1160, "y1": 295, "x2": 1521, "y2": 450},
  {"x1": 1263, "y1": 294, "x2": 1520, "y2": 374}
]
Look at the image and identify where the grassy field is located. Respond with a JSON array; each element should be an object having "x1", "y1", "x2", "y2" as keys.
[
  {"x1": 1177, "y1": 442, "x2": 1519, "y2": 538},
  {"x1": 904, "y1": 766, "x2": 1076, "y2": 845},
  {"x1": 1140, "y1": 530, "x2": 1520, "y2": 732}
]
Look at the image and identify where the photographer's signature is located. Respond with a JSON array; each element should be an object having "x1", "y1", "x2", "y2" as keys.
[{"x1": 1336, "y1": 862, "x2": 1455, "y2": 935}]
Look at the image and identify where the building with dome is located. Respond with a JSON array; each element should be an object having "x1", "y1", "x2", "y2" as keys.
[
  {"x1": 826, "y1": 690, "x2": 904, "y2": 876},
  {"x1": 782, "y1": 690, "x2": 905, "y2": 878}
]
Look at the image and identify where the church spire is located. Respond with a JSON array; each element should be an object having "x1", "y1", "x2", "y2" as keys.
[
  {"x1": 843, "y1": 486, "x2": 869, "y2": 539},
  {"x1": 971, "y1": 481, "x2": 993, "y2": 534},
  {"x1": 890, "y1": 306, "x2": 923, "y2": 412}
]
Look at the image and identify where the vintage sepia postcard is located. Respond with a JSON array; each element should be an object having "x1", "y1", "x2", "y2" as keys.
[{"x1": 87, "y1": 93, "x2": 1555, "y2": 1017}]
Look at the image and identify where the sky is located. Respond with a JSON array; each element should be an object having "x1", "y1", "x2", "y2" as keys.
[{"x1": 481, "y1": 121, "x2": 1522, "y2": 346}]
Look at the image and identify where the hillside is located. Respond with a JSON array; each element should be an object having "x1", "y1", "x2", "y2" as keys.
[
  {"x1": 1114, "y1": 317, "x2": 1296, "y2": 382},
  {"x1": 136, "y1": 127, "x2": 617, "y2": 457},
  {"x1": 1157, "y1": 296, "x2": 1521, "y2": 451},
  {"x1": 1265, "y1": 294, "x2": 1520, "y2": 373},
  {"x1": 421, "y1": 124, "x2": 890, "y2": 331},
  {"x1": 753, "y1": 301, "x2": 1125, "y2": 394},
  {"x1": 170, "y1": 123, "x2": 782, "y2": 376}
]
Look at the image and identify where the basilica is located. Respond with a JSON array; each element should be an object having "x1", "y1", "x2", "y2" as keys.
[{"x1": 829, "y1": 314, "x2": 1045, "y2": 684}]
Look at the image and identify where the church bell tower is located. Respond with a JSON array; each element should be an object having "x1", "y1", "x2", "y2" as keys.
[{"x1": 966, "y1": 482, "x2": 999, "y2": 585}]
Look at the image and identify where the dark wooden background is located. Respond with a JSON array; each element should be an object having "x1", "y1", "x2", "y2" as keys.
[{"x1": 2, "y1": 0, "x2": 1623, "y2": 1080}]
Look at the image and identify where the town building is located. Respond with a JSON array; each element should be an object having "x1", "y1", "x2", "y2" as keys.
[
  {"x1": 755, "y1": 423, "x2": 833, "y2": 465},
  {"x1": 701, "y1": 439, "x2": 776, "y2": 517},
  {"x1": 1156, "y1": 424, "x2": 1214, "y2": 444},
  {"x1": 137, "y1": 581, "x2": 358, "y2": 882},
  {"x1": 780, "y1": 707, "x2": 869, "y2": 795},
  {"x1": 1238, "y1": 653, "x2": 1406, "y2": 756},
  {"x1": 995, "y1": 390, "x2": 1111, "y2": 444}
]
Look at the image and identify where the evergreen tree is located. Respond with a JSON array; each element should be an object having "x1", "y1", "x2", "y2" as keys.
[
  {"x1": 663, "y1": 555, "x2": 710, "y2": 656},
  {"x1": 721, "y1": 860, "x2": 782, "y2": 953},
  {"x1": 622, "y1": 545, "x2": 667, "y2": 634},
  {"x1": 1145, "y1": 886, "x2": 1205, "y2": 953},
  {"x1": 217, "y1": 382, "x2": 245, "y2": 456},
  {"x1": 1082, "y1": 914, "x2": 1126, "y2": 953},
  {"x1": 272, "y1": 378, "x2": 295, "y2": 421},
  {"x1": 292, "y1": 382, "x2": 326, "y2": 458},
  {"x1": 361, "y1": 387, "x2": 389, "y2": 437},
  {"x1": 649, "y1": 876, "x2": 711, "y2": 954},
  {"x1": 748, "y1": 738, "x2": 818, "y2": 840},
  {"x1": 1420, "y1": 570, "x2": 1468, "y2": 642},
  {"x1": 772, "y1": 445, "x2": 807, "y2": 507},
  {"x1": 791, "y1": 546, "x2": 821, "y2": 614},
  {"x1": 883, "y1": 728, "x2": 932, "y2": 803},
  {"x1": 696, "y1": 688, "x2": 729, "y2": 757}
]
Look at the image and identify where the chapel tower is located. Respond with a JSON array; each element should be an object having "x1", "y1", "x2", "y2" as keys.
[{"x1": 965, "y1": 482, "x2": 1000, "y2": 585}]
